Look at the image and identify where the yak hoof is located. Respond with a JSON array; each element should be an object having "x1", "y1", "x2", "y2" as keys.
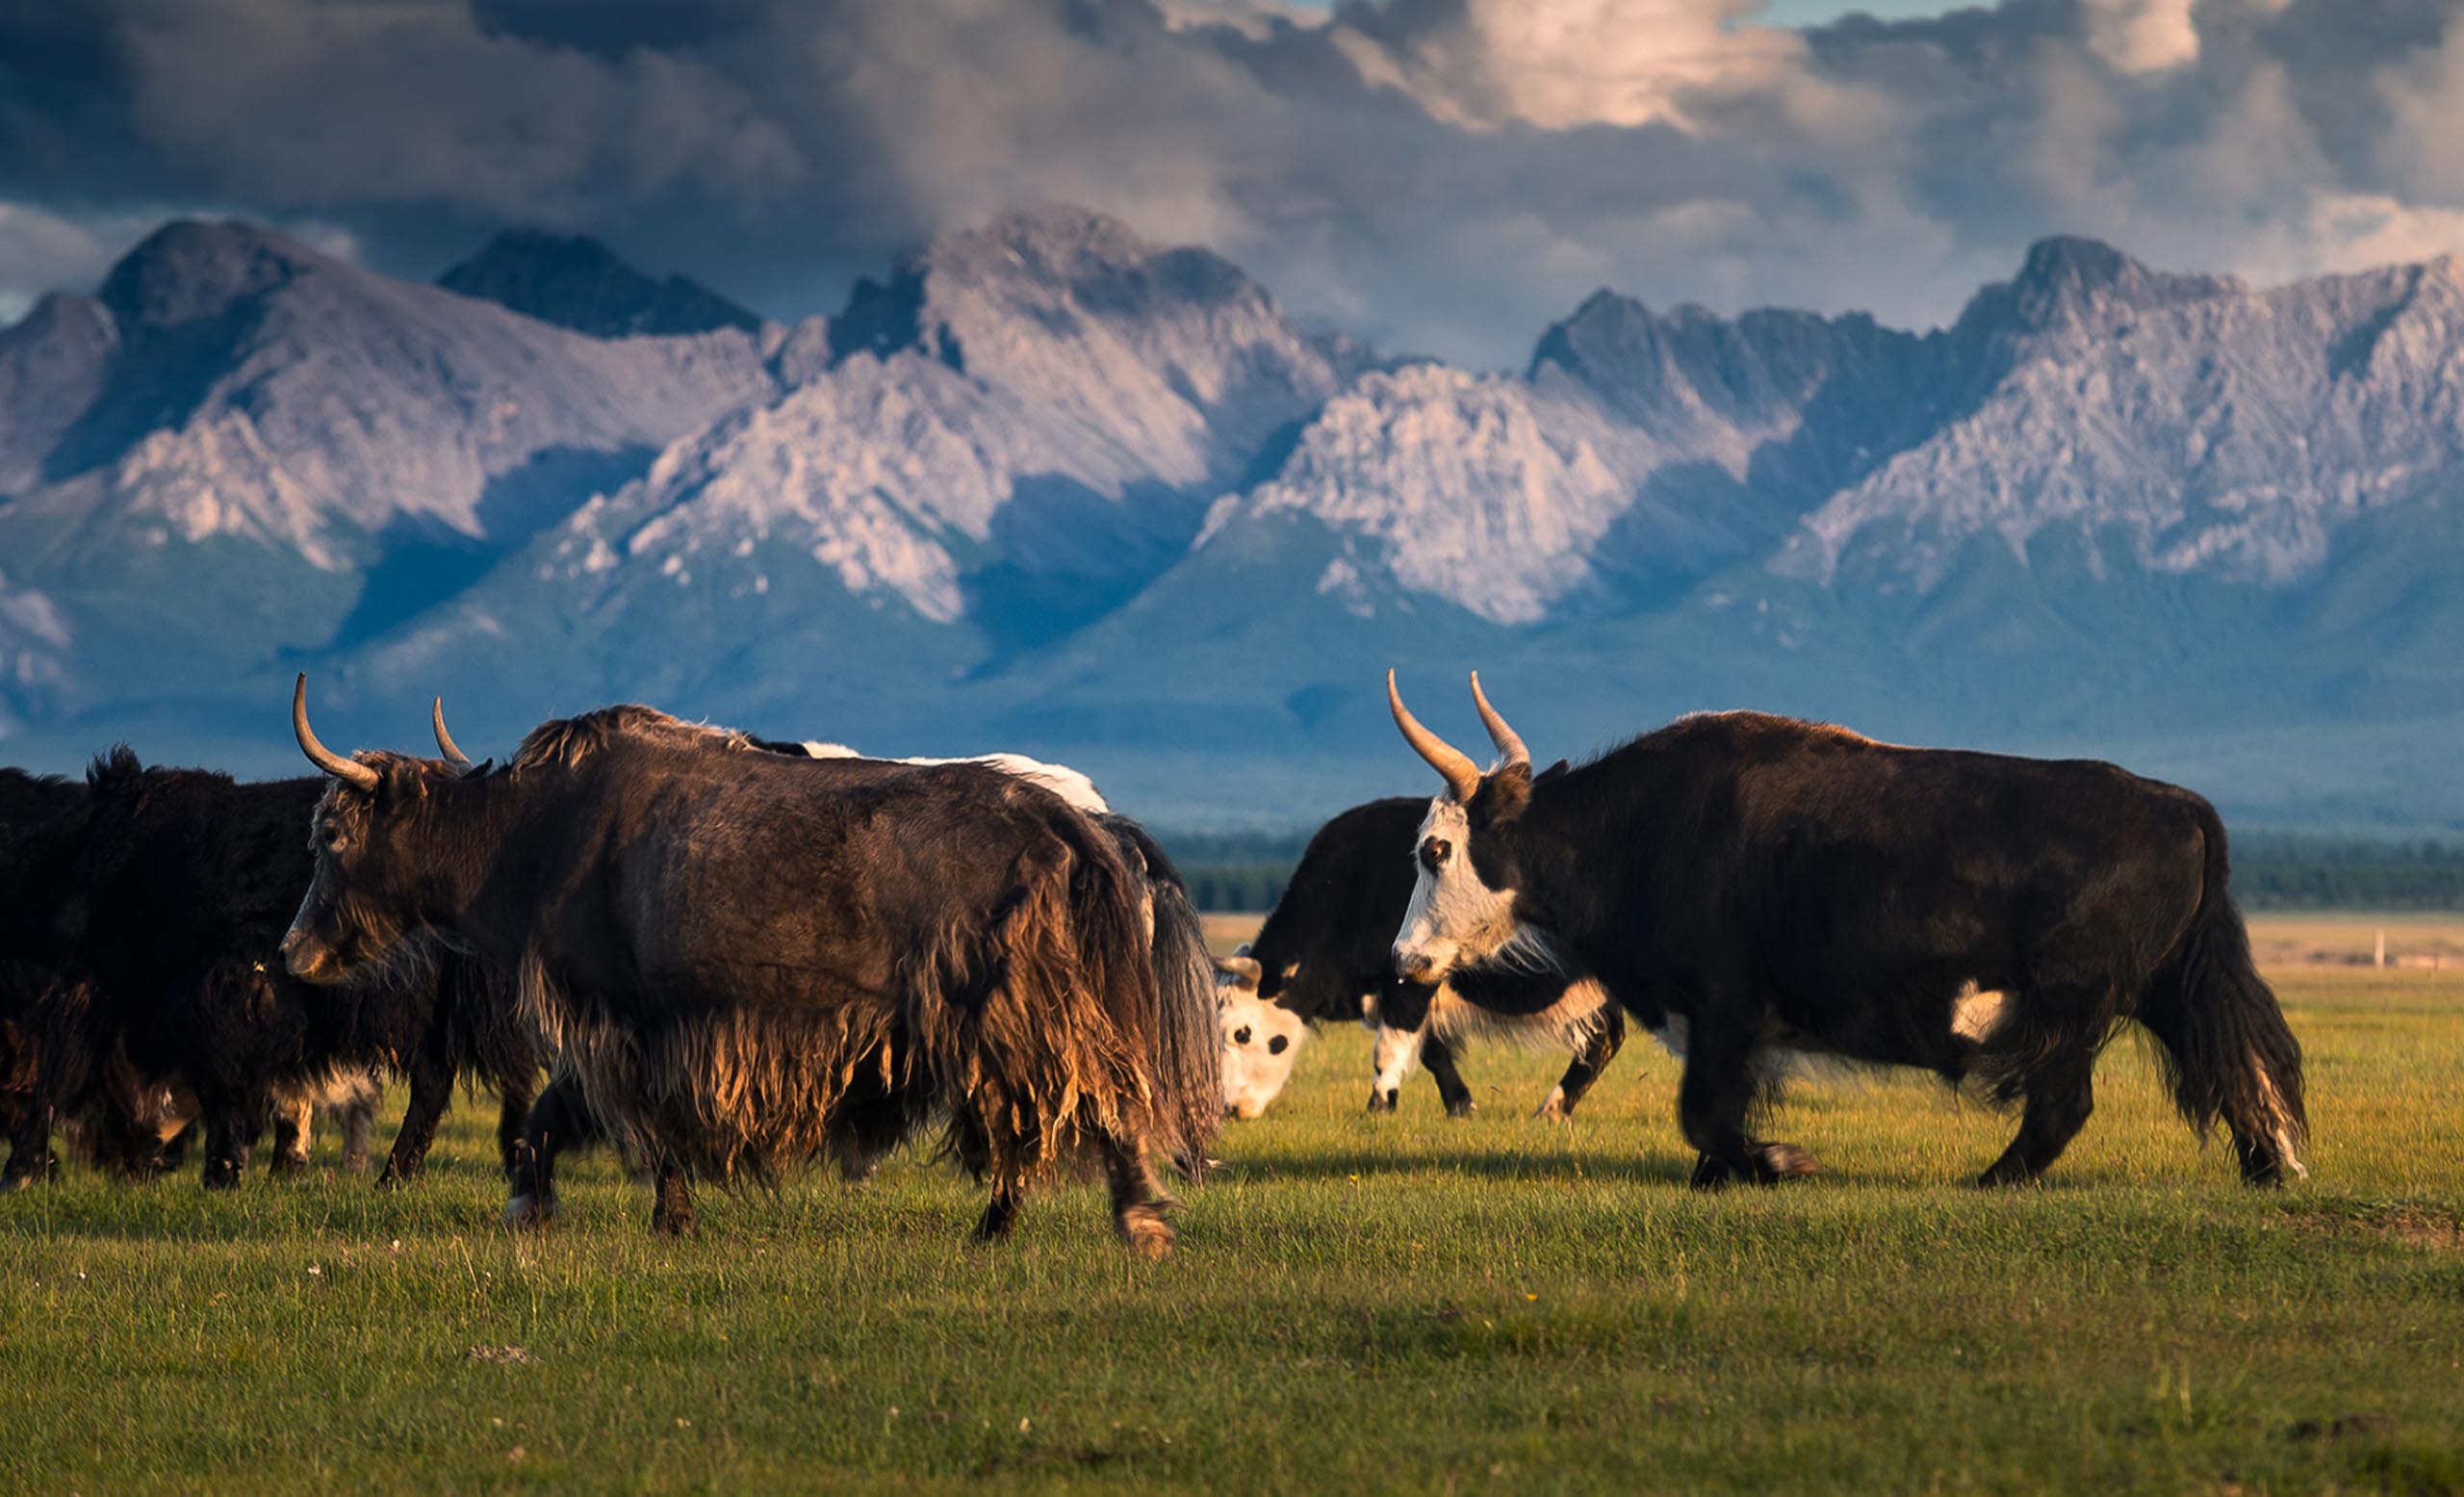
[
  {"x1": 1365, "y1": 1089, "x2": 1399, "y2": 1114},
  {"x1": 501, "y1": 1193, "x2": 558, "y2": 1230},
  {"x1": 1117, "y1": 1206, "x2": 1175, "y2": 1260},
  {"x1": 201, "y1": 1163, "x2": 243, "y2": 1191},
  {"x1": 1443, "y1": 1096, "x2": 1477, "y2": 1120},
  {"x1": 651, "y1": 1207, "x2": 698, "y2": 1237},
  {"x1": 1758, "y1": 1143, "x2": 1821, "y2": 1181},
  {"x1": 1531, "y1": 1088, "x2": 1571, "y2": 1123},
  {"x1": 1975, "y1": 1157, "x2": 2040, "y2": 1189},
  {"x1": 342, "y1": 1151, "x2": 372, "y2": 1174},
  {"x1": 269, "y1": 1152, "x2": 307, "y2": 1179}
]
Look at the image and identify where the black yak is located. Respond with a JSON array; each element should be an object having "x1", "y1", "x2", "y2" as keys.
[
  {"x1": 1383, "y1": 672, "x2": 2307, "y2": 1188},
  {"x1": 284, "y1": 683, "x2": 1219, "y2": 1252}
]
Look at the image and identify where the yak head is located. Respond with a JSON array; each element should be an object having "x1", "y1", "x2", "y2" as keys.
[
  {"x1": 1384, "y1": 670, "x2": 1545, "y2": 986},
  {"x1": 1214, "y1": 949, "x2": 1309, "y2": 1120},
  {"x1": 280, "y1": 676, "x2": 475, "y2": 986}
]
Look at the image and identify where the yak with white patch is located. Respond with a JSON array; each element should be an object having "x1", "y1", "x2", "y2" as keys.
[
  {"x1": 1382, "y1": 672, "x2": 2307, "y2": 1188},
  {"x1": 1216, "y1": 794, "x2": 1624, "y2": 1121},
  {"x1": 283, "y1": 684, "x2": 1218, "y2": 1252}
]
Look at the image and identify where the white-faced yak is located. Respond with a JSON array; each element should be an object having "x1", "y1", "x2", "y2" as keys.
[
  {"x1": 1383, "y1": 672, "x2": 2307, "y2": 1189},
  {"x1": 1214, "y1": 794, "x2": 1624, "y2": 1121},
  {"x1": 284, "y1": 681, "x2": 1219, "y2": 1253}
]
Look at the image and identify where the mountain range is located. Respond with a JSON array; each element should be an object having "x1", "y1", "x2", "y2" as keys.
[{"x1": 2, "y1": 209, "x2": 2459, "y2": 829}]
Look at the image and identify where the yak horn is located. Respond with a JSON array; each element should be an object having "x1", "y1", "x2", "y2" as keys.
[
  {"x1": 293, "y1": 675, "x2": 379, "y2": 791},
  {"x1": 430, "y1": 696, "x2": 472, "y2": 768},
  {"x1": 1214, "y1": 955, "x2": 1264, "y2": 987},
  {"x1": 1387, "y1": 669, "x2": 1481, "y2": 803},
  {"x1": 1468, "y1": 671, "x2": 1530, "y2": 770}
]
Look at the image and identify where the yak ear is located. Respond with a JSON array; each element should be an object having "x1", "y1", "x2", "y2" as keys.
[
  {"x1": 1477, "y1": 761, "x2": 1532, "y2": 824},
  {"x1": 1537, "y1": 758, "x2": 1572, "y2": 784}
]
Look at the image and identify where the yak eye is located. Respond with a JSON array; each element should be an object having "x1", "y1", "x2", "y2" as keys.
[
  {"x1": 1268, "y1": 1035, "x2": 1290, "y2": 1055},
  {"x1": 1420, "y1": 837, "x2": 1451, "y2": 871},
  {"x1": 1233, "y1": 1026, "x2": 1252, "y2": 1045}
]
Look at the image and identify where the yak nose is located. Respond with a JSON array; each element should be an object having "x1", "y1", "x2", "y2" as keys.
[
  {"x1": 279, "y1": 927, "x2": 323, "y2": 981},
  {"x1": 1394, "y1": 947, "x2": 1437, "y2": 983}
]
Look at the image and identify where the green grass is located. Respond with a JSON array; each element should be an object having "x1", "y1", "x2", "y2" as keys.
[{"x1": 4, "y1": 966, "x2": 2462, "y2": 1495}]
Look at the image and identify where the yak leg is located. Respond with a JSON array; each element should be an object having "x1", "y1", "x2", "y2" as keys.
[
  {"x1": 648, "y1": 1154, "x2": 697, "y2": 1236},
  {"x1": 337, "y1": 1084, "x2": 374, "y2": 1174},
  {"x1": 1978, "y1": 1045, "x2": 2096, "y2": 1187},
  {"x1": 2, "y1": 1097, "x2": 55, "y2": 1189},
  {"x1": 504, "y1": 1076, "x2": 593, "y2": 1228},
  {"x1": 379, "y1": 1020, "x2": 460, "y2": 1187},
  {"x1": 1099, "y1": 1128, "x2": 1177, "y2": 1259},
  {"x1": 1678, "y1": 1020, "x2": 1816, "y2": 1188},
  {"x1": 199, "y1": 1094, "x2": 260, "y2": 1189},
  {"x1": 973, "y1": 1187, "x2": 1022, "y2": 1243},
  {"x1": 267, "y1": 1091, "x2": 311, "y2": 1176},
  {"x1": 1423, "y1": 1036, "x2": 1477, "y2": 1118},
  {"x1": 1538, "y1": 1007, "x2": 1627, "y2": 1121},
  {"x1": 492, "y1": 1069, "x2": 539, "y2": 1183}
]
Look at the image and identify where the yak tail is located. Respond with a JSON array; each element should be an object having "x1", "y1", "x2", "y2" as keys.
[
  {"x1": 1096, "y1": 814, "x2": 1222, "y2": 1181},
  {"x1": 2140, "y1": 802, "x2": 2308, "y2": 1185}
]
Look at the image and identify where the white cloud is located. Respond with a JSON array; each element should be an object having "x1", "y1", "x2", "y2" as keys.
[{"x1": 2082, "y1": 0, "x2": 2200, "y2": 74}]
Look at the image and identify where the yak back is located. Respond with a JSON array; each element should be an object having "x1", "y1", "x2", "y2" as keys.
[{"x1": 1516, "y1": 710, "x2": 2214, "y2": 1064}]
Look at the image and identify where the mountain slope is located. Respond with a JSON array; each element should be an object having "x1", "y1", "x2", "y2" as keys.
[
  {"x1": 0, "y1": 219, "x2": 774, "y2": 725},
  {"x1": 3, "y1": 215, "x2": 2461, "y2": 829}
]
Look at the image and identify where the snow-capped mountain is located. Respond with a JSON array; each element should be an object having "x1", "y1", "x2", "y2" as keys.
[{"x1": 2, "y1": 212, "x2": 2460, "y2": 828}]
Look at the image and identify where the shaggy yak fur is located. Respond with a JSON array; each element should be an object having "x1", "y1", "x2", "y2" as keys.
[
  {"x1": 1222, "y1": 791, "x2": 1623, "y2": 1120},
  {"x1": 284, "y1": 696, "x2": 1219, "y2": 1253},
  {"x1": 2, "y1": 750, "x2": 539, "y2": 1189},
  {"x1": 504, "y1": 802, "x2": 1220, "y2": 1207},
  {"x1": 1385, "y1": 683, "x2": 2309, "y2": 1190}
]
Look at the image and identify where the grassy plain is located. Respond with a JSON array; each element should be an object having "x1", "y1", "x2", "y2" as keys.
[{"x1": 1, "y1": 919, "x2": 2459, "y2": 1495}]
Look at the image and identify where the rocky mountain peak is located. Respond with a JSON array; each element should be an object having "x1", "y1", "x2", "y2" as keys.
[
  {"x1": 95, "y1": 219, "x2": 331, "y2": 330},
  {"x1": 437, "y1": 229, "x2": 762, "y2": 339},
  {"x1": 1957, "y1": 234, "x2": 2245, "y2": 341}
]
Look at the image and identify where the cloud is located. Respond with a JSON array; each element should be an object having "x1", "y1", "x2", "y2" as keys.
[
  {"x1": 2082, "y1": 0, "x2": 2200, "y2": 72},
  {"x1": 2, "y1": 0, "x2": 2462, "y2": 365}
]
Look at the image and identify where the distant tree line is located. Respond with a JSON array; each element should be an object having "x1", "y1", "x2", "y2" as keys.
[{"x1": 1158, "y1": 828, "x2": 2464, "y2": 914}]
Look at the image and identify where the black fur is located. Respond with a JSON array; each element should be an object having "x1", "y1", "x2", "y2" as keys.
[
  {"x1": 3, "y1": 752, "x2": 539, "y2": 1189},
  {"x1": 1243, "y1": 789, "x2": 1621, "y2": 1117},
  {"x1": 1408, "y1": 710, "x2": 2306, "y2": 1187}
]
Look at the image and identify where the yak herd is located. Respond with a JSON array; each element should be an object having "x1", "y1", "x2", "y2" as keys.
[{"x1": 0, "y1": 670, "x2": 2309, "y2": 1255}]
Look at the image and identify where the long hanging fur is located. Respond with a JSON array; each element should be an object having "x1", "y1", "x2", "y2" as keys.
[
  {"x1": 508, "y1": 784, "x2": 1188, "y2": 1202},
  {"x1": 2137, "y1": 805, "x2": 2308, "y2": 1183},
  {"x1": 1093, "y1": 813, "x2": 1221, "y2": 1180}
]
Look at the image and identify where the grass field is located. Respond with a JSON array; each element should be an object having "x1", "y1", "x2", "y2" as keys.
[{"x1": 4, "y1": 921, "x2": 2461, "y2": 1494}]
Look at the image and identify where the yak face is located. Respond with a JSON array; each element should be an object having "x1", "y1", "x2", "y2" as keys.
[
  {"x1": 1215, "y1": 950, "x2": 1309, "y2": 1119},
  {"x1": 282, "y1": 771, "x2": 432, "y2": 986},
  {"x1": 1391, "y1": 772, "x2": 1528, "y2": 985},
  {"x1": 1219, "y1": 990, "x2": 1308, "y2": 1120}
]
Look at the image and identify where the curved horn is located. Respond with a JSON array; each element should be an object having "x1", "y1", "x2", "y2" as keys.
[
  {"x1": 430, "y1": 696, "x2": 472, "y2": 768},
  {"x1": 1387, "y1": 669, "x2": 1480, "y2": 803},
  {"x1": 1213, "y1": 955, "x2": 1263, "y2": 987},
  {"x1": 292, "y1": 675, "x2": 379, "y2": 791},
  {"x1": 1468, "y1": 671, "x2": 1530, "y2": 770}
]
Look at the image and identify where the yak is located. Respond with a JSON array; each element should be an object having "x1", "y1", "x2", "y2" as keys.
[
  {"x1": 1215, "y1": 794, "x2": 1624, "y2": 1121},
  {"x1": 1382, "y1": 672, "x2": 2307, "y2": 1189},
  {"x1": 3, "y1": 748, "x2": 538, "y2": 1189},
  {"x1": 283, "y1": 682, "x2": 1219, "y2": 1253}
]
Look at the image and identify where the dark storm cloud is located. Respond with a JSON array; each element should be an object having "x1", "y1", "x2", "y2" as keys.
[{"x1": 3, "y1": 0, "x2": 2462, "y2": 362}]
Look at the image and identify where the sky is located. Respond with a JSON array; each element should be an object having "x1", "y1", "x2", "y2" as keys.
[{"x1": 5, "y1": 0, "x2": 2464, "y2": 367}]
